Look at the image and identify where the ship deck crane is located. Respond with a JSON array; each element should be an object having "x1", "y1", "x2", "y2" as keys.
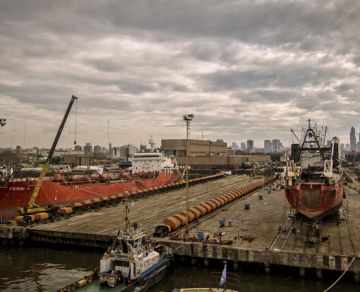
[{"x1": 18, "y1": 95, "x2": 78, "y2": 216}]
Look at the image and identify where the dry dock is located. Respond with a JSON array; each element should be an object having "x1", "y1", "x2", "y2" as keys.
[{"x1": 1, "y1": 174, "x2": 360, "y2": 282}]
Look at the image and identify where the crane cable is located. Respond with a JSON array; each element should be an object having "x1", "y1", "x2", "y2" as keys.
[{"x1": 322, "y1": 256, "x2": 357, "y2": 292}]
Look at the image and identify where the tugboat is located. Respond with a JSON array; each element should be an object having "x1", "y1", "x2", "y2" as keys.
[
  {"x1": 98, "y1": 194, "x2": 172, "y2": 290},
  {"x1": 285, "y1": 120, "x2": 344, "y2": 218}
]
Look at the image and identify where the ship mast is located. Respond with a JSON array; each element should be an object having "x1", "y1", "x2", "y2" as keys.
[{"x1": 124, "y1": 191, "x2": 130, "y2": 233}]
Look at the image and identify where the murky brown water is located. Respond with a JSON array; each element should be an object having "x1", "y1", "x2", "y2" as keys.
[{"x1": 0, "y1": 246, "x2": 356, "y2": 292}]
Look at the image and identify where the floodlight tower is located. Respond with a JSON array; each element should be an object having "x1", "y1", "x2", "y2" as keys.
[{"x1": 183, "y1": 113, "x2": 194, "y2": 238}]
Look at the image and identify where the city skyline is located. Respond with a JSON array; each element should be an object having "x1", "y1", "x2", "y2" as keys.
[
  {"x1": 0, "y1": 120, "x2": 358, "y2": 150},
  {"x1": 0, "y1": 1, "x2": 359, "y2": 148}
]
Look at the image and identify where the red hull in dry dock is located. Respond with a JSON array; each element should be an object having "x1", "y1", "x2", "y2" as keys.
[
  {"x1": 284, "y1": 120, "x2": 343, "y2": 219},
  {"x1": 285, "y1": 181, "x2": 344, "y2": 218},
  {"x1": 0, "y1": 172, "x2": 179, "y2": 220}
]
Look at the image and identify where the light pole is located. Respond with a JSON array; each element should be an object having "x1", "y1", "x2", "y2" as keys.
[
  {"x1": 183, "y1": 114, "x2": 194, "y2": 238},
  {"x1": 209, "y1": 141, "x2": 211, "y2": 175}
]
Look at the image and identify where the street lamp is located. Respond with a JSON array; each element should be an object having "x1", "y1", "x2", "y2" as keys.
[{"x1": 183, "y1": 114, "x2": 194, "y2": 238}]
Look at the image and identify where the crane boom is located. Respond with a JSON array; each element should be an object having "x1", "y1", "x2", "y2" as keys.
[
  {"x1": 21, "y1": 95, "x2": 78, "y2": 214},
  {"x1": 46, "y1": 95, "x2": 78, "y2": 163}
]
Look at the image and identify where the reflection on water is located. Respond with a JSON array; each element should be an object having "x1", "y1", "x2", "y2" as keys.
[
  {"x1": 0, "y1": 246, "x2": 356, "y2": 292},
  {"x1": 149, "y1": 264, "x2": 354, "y2": 292},
  {"x1": 0, "y1": 246, "x2": 101, "y2": 292}
]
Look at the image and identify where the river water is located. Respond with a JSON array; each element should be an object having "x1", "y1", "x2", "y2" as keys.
[{"x1": 0, "y1": 246, "x2": 356, "y2": 292}]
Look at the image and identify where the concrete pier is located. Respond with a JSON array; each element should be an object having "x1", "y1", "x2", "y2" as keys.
[
  {"x1": 153, "y1": 182, "x2": 360, "y2": 280},
  {"x1": 1, "y1": 174, "x2": 359, "y2": 282},
  {"x1": 2, "y1": 175, "x2": 253, "y2": 247}
]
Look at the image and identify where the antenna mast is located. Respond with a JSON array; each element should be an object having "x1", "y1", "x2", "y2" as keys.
[{"x1": 124, "y1": 191, "x2": 130, "y2": 232}]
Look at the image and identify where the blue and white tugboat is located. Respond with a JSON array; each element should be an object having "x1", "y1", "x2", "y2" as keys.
[{"x1": 98, "y1": 197, "x2": 172, "y2": 291}]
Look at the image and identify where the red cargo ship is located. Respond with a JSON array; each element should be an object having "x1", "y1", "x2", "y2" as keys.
[
  {"x1": 284, "y1": 120, "x2": 344, "y2": 219},
  {"x1": 0, "y1": 153, "x2": 179, "y2": 220}
]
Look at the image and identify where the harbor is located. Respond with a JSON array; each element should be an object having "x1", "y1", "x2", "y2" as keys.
[
  {"x1": 1, "y1": 117, "x2": 360, "y2": 290},
  {"x1": 1, "y1": 1, "x2": 360, "y2": 290},
  {"x1": 1, "y1": 173, "x2": 360, "y2": 288}
]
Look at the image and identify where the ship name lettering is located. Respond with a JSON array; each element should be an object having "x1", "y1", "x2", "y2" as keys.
[{"x1": 10, "y1": 187, "x2": 26, "y2": 191}]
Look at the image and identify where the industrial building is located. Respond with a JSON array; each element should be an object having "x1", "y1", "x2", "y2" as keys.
[
  {"x1": 112, "y1": 144, "x2": 138, "y2": 159},
  {"x1": 161, "y1": 139, "x2": 227, "y2": 157},
  {"x1": 161, "y1": 139, "x2": 270, "y2": 170},
  {"x1": 175, "y1": 155, "x2": 270, "y2": 169},
  {"x1": 63, "y1": 154, "x2": 93, "y2": 166}
]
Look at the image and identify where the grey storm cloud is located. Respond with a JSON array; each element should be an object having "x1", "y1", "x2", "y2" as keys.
[{"x1": 0, "y1": 0, "x2": 359, "y2": 148}]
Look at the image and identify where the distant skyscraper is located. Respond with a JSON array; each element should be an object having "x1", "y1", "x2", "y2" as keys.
[
  {"x1": 246, "y1": 140, "x2": 254, "y2": 153},
  {"x1": 350, "y1": 127, "x2": 356, "y2": 151},
  {"x1": 240, "y1": 142, "x2": 246, "y2": 151},
  {"x1": 231, "y1": 142, "x2": 239, "y2": 150},
  {"x1": 272, "y1": 139, "x2": 281, "y2": 153},
  {"x1": 74, "y1": 145, "x2": 82, "y2": 152},
  {"x1": 264, "y1": 140, "x2": 271, "y2": 153},
  {"x1": 94, "y1": 145, "x2": 101, "y2": 154},
  {"x1": 84, "y1": 142, "x2": 93, "y2": 154}
]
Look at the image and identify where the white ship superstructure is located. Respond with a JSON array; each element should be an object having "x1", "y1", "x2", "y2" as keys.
[{"x1": 130, "y1": 153, "x2": 178, "y2": 174}]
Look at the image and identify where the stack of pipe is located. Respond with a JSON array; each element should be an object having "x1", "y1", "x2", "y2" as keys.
[
  {"x1": 154, "y1": 176, "x2": 275, "y2": 236},
  {"x1": 61, "y1": 173, "x2": 226, "y2": 214}
]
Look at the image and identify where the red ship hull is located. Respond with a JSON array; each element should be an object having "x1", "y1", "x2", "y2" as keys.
[
  {"x1": 0, "y1": 172, "x2": 179, "y2": 220},
  {"x1": 285, "y1": 181, "x2": 344, "y2": 218}
]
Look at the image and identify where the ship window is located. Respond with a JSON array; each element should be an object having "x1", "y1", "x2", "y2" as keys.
[
  {"x1": 114, "y1": 260, "x2": 129, "y2": 267},
  {"x1": 121, "y1": 241, "x2": 129, "y2": 253}
]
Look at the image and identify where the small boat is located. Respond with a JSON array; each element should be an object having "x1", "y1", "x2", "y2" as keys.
[
  {"x1": 98, "y1": 227, "x2": 172, "y2": 290},
  {"x1": 285, "y1": 120, "x2": 344, "y2": 218},
  {"x1": 58, "y1": 193, "x2": 172, "y2": 292},
  {"x1": 97, "y1": 196, "x2": 173, "y2": 291}
]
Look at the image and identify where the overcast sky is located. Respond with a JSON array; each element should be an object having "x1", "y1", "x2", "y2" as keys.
[{"x1": 0, "y1": 0, "x2": 359, "y2": 149}]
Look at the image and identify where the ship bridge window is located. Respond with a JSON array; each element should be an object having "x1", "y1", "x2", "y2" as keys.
[
  {"x1": 114, "y1": 260, "x2": 129, "y2": 267},
  {"x1": 120, "y1": 240, "x2": 132, "y2": 253}
]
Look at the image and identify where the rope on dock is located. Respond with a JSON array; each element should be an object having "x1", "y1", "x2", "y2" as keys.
[{"x1": 322, "y1": 256, "x2": 357, "y2": 292}]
